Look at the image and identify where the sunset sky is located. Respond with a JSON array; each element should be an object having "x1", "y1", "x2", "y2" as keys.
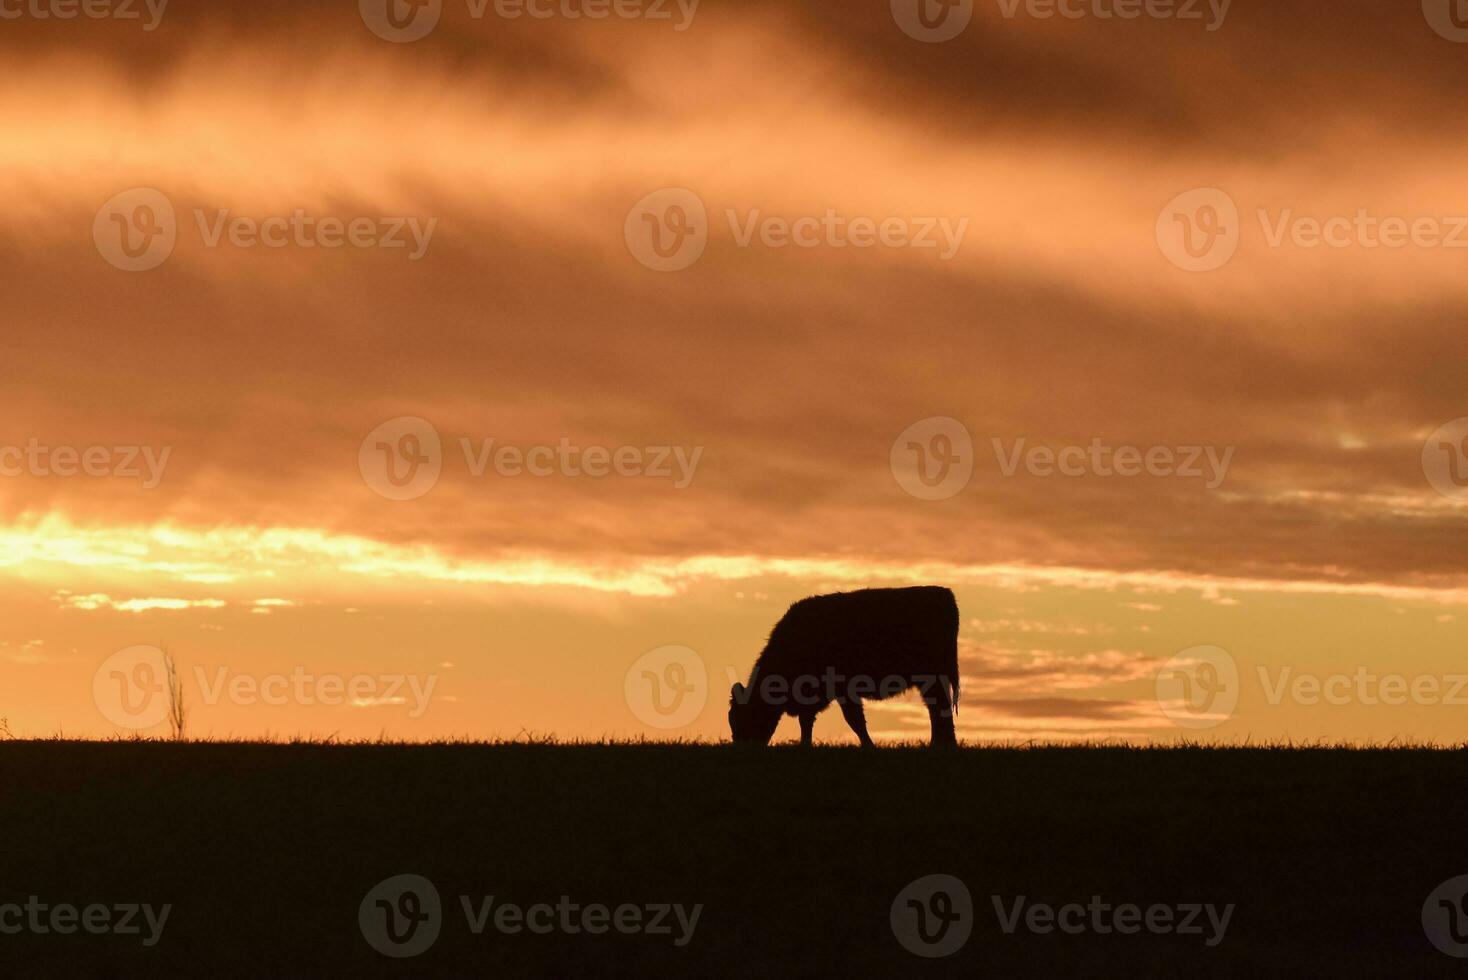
[{"x1": 4, "y1": 0, "x2": 1468, "y2": 743}]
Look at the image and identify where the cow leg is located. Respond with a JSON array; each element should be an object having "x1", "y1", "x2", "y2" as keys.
[
  {"x1": 837, "y1": 700, "x2": 876, "y2": 748},
  {"x1": 924, "y1": 681, "x2": 958, "y2": 747},
  {"x1": 798, "y1": 712, "x2": 815, "y2": 746}
]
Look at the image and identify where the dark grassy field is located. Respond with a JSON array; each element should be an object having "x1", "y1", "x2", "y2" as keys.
[{"x1": 1, "y1": 741, "x2": 1465, "y2": 977}]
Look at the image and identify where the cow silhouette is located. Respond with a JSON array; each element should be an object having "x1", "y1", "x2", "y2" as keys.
[{"x1": 728, "y1": 586, "x2": 960, "y2": 747}]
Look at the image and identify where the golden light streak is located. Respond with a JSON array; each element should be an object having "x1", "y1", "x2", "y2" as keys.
[{"x1": 5, "y1": 515, "x2": 1468, "y2": 607}]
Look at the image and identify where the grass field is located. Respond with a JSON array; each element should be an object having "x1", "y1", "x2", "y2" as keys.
[{"x1": 2, "y1": 740, "x2": 1465, "y2": 977}]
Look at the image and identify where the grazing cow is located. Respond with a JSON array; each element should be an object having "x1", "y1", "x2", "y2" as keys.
[{"x1": 727, "y1": 586, "x2": 960, "y2": 747}]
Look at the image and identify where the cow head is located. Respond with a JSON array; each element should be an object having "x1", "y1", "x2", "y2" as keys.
[{"x1": 728, "y1": 681, "x2": 781, "y2": 745}]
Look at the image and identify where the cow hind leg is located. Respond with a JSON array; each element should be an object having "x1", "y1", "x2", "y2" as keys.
[
  {"x1": 798, "y1": 712, "x2": 815, "y2": 747},
  {"x1": 837, "y1": 699, "x2": 875, "y2": 748},
  {"x1": 923, "y1": 677, "x2": 958, "y2": 747}
]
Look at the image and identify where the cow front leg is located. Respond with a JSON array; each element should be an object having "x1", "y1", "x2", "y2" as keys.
[
  {"x1": 798, "y1": 712, "x2": 815, "y2": 746},
  {"x1": 837, "y1": 700, "x2": 876, "y2": 748}
]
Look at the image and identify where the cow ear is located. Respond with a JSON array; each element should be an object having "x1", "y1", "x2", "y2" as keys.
[{"x1": 730, "y1": 682, "x2": 746, "y2": 702}]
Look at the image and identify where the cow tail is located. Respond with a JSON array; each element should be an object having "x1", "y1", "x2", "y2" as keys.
[
  {"x1": 951, "y1": 624, "x2": 963, "y2": 715},
  {"x1": 949, "y1": 597, "x2": 961, "y2": 717}
]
